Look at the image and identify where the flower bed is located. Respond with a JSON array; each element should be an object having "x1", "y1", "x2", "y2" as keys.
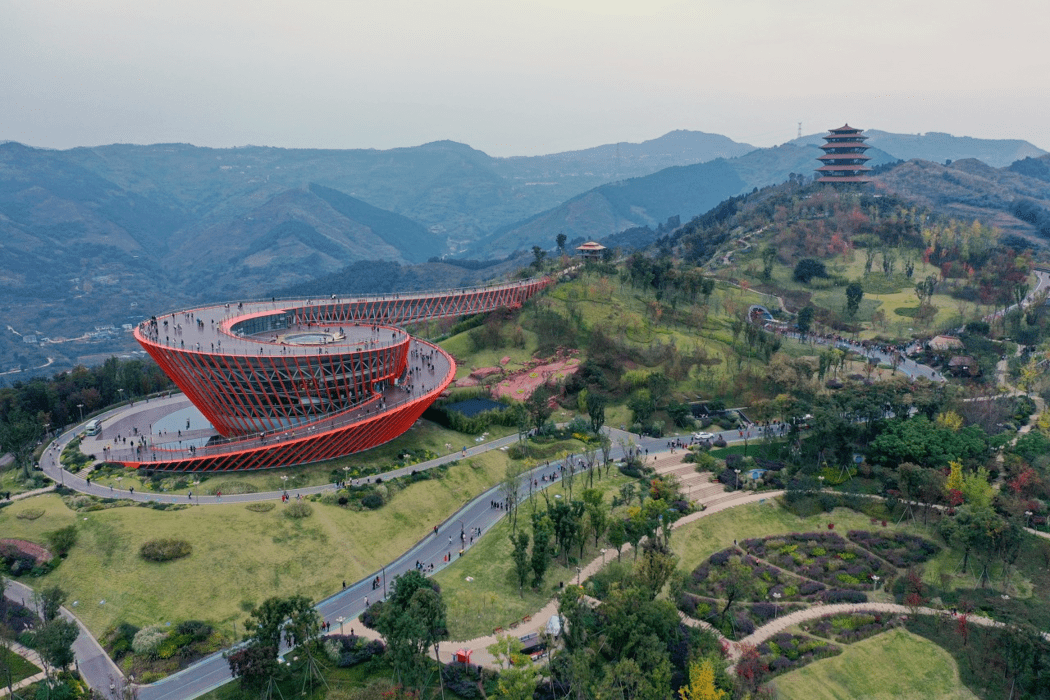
[
  {"x1": 754, "y1": 631, "x2": 841, "y2": 680},
  {"x1": 676, "y1": 593, "x2": 805, "y2": 640},
  {"x1": 0, "y1": 539, "x2": 53, "y2": 564},
  {"x1": 800, "y1": 610, "x2": 904, "y2": 644},
  {"x1": 741, "y1": 532, "x2": 889, "y2": 590},
  {"x1": 846, "y1": 530, "x2": 941, "y2": 567},
  {"x1": 685, "y1": 548, "x2": 818, "y2": 602}
]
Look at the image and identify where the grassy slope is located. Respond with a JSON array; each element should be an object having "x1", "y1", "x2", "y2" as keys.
[
  {"x1": 434, "y1": 467, "x2": 630, "y2": 640},
  {"x1": 734, "y1": 240, "x2": 975, "y2": 338},
  {"x1": 771, "y1": 629, "x2": 978, "y2": 700},
  {"x1": 0, "y1": 449, "x2": 510, "y2": 636},
  {"x1": 441, "y1": 328, "x2": 540, "y2": 380}
]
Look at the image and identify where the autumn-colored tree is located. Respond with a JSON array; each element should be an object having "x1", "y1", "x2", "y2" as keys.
[
  {"x1": 960, "y1": 468, "x2": 994, "y2": 510},
  {"x1": 1018, "y1": 358, "x2": 1040, "y2": 397},
  {"x1": 735, "y1": 643, "x2": 765, "y2": 693},
  {"x1": 679, "y1": 657, "x2": 726, "y2": 700},
  {"x1": 936, "y1": 411, "x2": 964, "y2": 432},
  {"x1": 945, "y1": 460, "x2": 964, "y2": 494},
  {"x1": 1009, "y1": 467, "x2": 1038, "y2": 496},
  {"x1": 956, "y1": 614, "x2": 970, "y2": 647}
]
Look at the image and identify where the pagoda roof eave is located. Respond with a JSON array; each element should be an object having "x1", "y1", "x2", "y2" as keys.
[{"x1": 815, "y1": 165, "x2": 873, "y2": 172}]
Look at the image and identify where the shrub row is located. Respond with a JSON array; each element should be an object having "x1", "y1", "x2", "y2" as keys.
[{"x1": 140, "y1": 538, "x2": 192, "y2": 562}]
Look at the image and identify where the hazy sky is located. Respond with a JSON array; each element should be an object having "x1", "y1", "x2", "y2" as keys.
[{"x1": 3, "y1": 0, "x2": 1048, "y2": 156}]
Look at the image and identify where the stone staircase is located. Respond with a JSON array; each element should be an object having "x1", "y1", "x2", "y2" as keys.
[{"x1": 650, "y1": 451, "x2": 735, "y2": 509}]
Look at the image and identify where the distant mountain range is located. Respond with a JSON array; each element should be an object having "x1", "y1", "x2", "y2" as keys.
[
  {"x1": 792, "y1": 129, "x2": 1046, "y2": 168},
  {"x1": 0, "y1": 128, "x2": 1047, "y2": 374}
]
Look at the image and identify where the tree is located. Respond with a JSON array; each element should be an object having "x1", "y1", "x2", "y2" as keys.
[
  {"x1": 627, "y1": 388, "x2": 655, "y2": 424},
  {"x1": 488, "y1": 634, "x2": 538, "y2": 699},
  {"x1": 599, "y1": 432, "x2": 613, "y2": 476},
  {"x1": 244, "y1": 597, "x2": 293, "y2": 653},
  {"x1": 761, "y1": 246, "x2": 777, "y2": 280},
  {"x1": 581, "y1": 488, "x2": 608, "y2": 548},
  {"x1": 530, "y1": 513, "x2": 553, "y2": 588},
  {"x1": 915, "y1": 274, "x2": 937, "y2": 309},
  {"x1": 845, "y1": 282, "x2": 864, "y2": 320},
  {"x1": 282, "y1": 595, "x2": 320, "y2": 650},
  {"x1": 680, "y1": 657, "x2": 727, "y2": 700},
  {"x1": 607, "y1": 519, "x2": 627, "y2": 561},
  {"x1": 0, "y1": 414, "x2": 41, "y2": 481},
  {"x1": 711, "y1": 558, "x2": 758, "y2": 627},
  {"x1": 35, "y1": 618, "x2": 79, "y2": 679},
  {"x1": 45, "y1": 526, "x2": 78, "y2": 558},
  {"x1": 531, "y1": 245, "x2": 547, "y2": 271},
  {"x1": 556, "y1": 233, "x2": 567, "y2": 252},
  {"x1": 526, "y1": 385, "x2": 553, "y2": 431},
  {"x1": 586, "y1": 392, "x2": 606, "y2": 435},
  {"x1": 37, "y1": 586, "x2": 67, "y2": 622},
  {"x1": 796, "y1": 305, "x2": 815, "y2": 337},
  {"x1": 960, "y1": 467, "x2": 994, "y2": 510},
  {"x1": 510, "y1": 531, "x2": 530, "y2": 596},
  {"x1": 501, "y1": 463, "x2": 525, "y2": 533},
  {"x1": 227, "y1": 643, "x2": 282, "y2": 692},
  {"x1": 635, "y1": 538, "x2": 678, "y2": 601},
  {"x1": 376, "y1": 571, "x2": 448, "y2": 692},
  {"x1": 793, "y1": 258, "x2": 827, "y2": 283}
]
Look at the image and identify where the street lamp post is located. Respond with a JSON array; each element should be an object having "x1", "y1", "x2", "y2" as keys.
[
  {"x1": 818, "y1": 475, "x2": 825, "y2": 489},
  {"x1": 1025, "y1": 510, "x2": 1033, "y2": 528},
  {"x1": 336, "y1": 616, "x2": 346, "y2": 634},
  {"x1": 77, "y1": 403, "x2": 84, "y2": 423},
  {"x1": 118, "y1": 388, "x2": 124, "y2": 404},
  {"x1": 772, "y1": 592, "x2": 781, "y2": 619},
  {"x1": 576, "y1": 566, "x2": 581, "y2": 586},
  {"x1": 382, "y1": 566, "x2": 387, "y2": 598},
  {"x1": 600, "y1": 548, "x2": 607, "y2": 565},
  {"x1": 734, "y1": 468, "x2": 741, "y2": 490},
  {"x1": 871, "y1": 574, "x2": 880, "y2": 591}
]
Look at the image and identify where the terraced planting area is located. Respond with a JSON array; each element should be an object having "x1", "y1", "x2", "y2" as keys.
[{"x1": 676, "y1": 530, "x2": 941, "y2": 640}]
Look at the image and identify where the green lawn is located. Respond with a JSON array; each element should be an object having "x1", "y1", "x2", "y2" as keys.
[
  {"x1": 0, "y1": 645, "x2": 41, "y2": 684},
  {"x1": 0, "y1": 448, "x2": 514, "y2": 638},
  {"x1": 772, "y1": 629, "x2": 978, "y2": 700},
  {"x1": 441, "y1": 328, "x2": 540, "y2": 380}
]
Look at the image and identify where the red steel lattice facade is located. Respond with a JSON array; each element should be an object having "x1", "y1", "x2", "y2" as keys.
[{"x1": 123, "y1": 277, "x2": 551, "y2": 472}]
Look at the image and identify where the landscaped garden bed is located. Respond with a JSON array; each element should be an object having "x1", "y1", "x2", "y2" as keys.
[
  {"x1": 685, "y1": 547, "x2": 826, "y2": 603},
  {"x1": 845, "y1": 530, "x2": 941, "y2": 567},
  {"x1": 800, "y1": 609, "x2": 904, "y2": 644},
  {"x1": 752, "y1": 631, "x2": 841, "y2": 681},
  {"x1": 678, "y1": 530, "x2": 944, "y2": 643},
  {"x1": 740, "y1": 532, "x2": 892, "y2": 590},
  {"x1": 677, "y1": 592, "x2": 805, "y2": 638}
]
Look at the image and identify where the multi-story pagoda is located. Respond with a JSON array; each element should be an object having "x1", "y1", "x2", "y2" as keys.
[{"x1": 815, "y1": 124, "x2": 872, "y2": 184}]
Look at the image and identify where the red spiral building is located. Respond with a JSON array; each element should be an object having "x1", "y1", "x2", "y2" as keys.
[{"x1": 117, "y1": 278, "x2": 551, "y2": 472}]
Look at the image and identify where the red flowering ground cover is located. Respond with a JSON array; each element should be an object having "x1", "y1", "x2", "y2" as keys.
[{"x1": 0, "y1": 538, "x2": 54, "y2": 563}]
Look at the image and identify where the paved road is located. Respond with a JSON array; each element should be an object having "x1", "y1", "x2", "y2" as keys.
[{"x1": 2, "y1": 579, "x2": 127, "y2": 698}]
